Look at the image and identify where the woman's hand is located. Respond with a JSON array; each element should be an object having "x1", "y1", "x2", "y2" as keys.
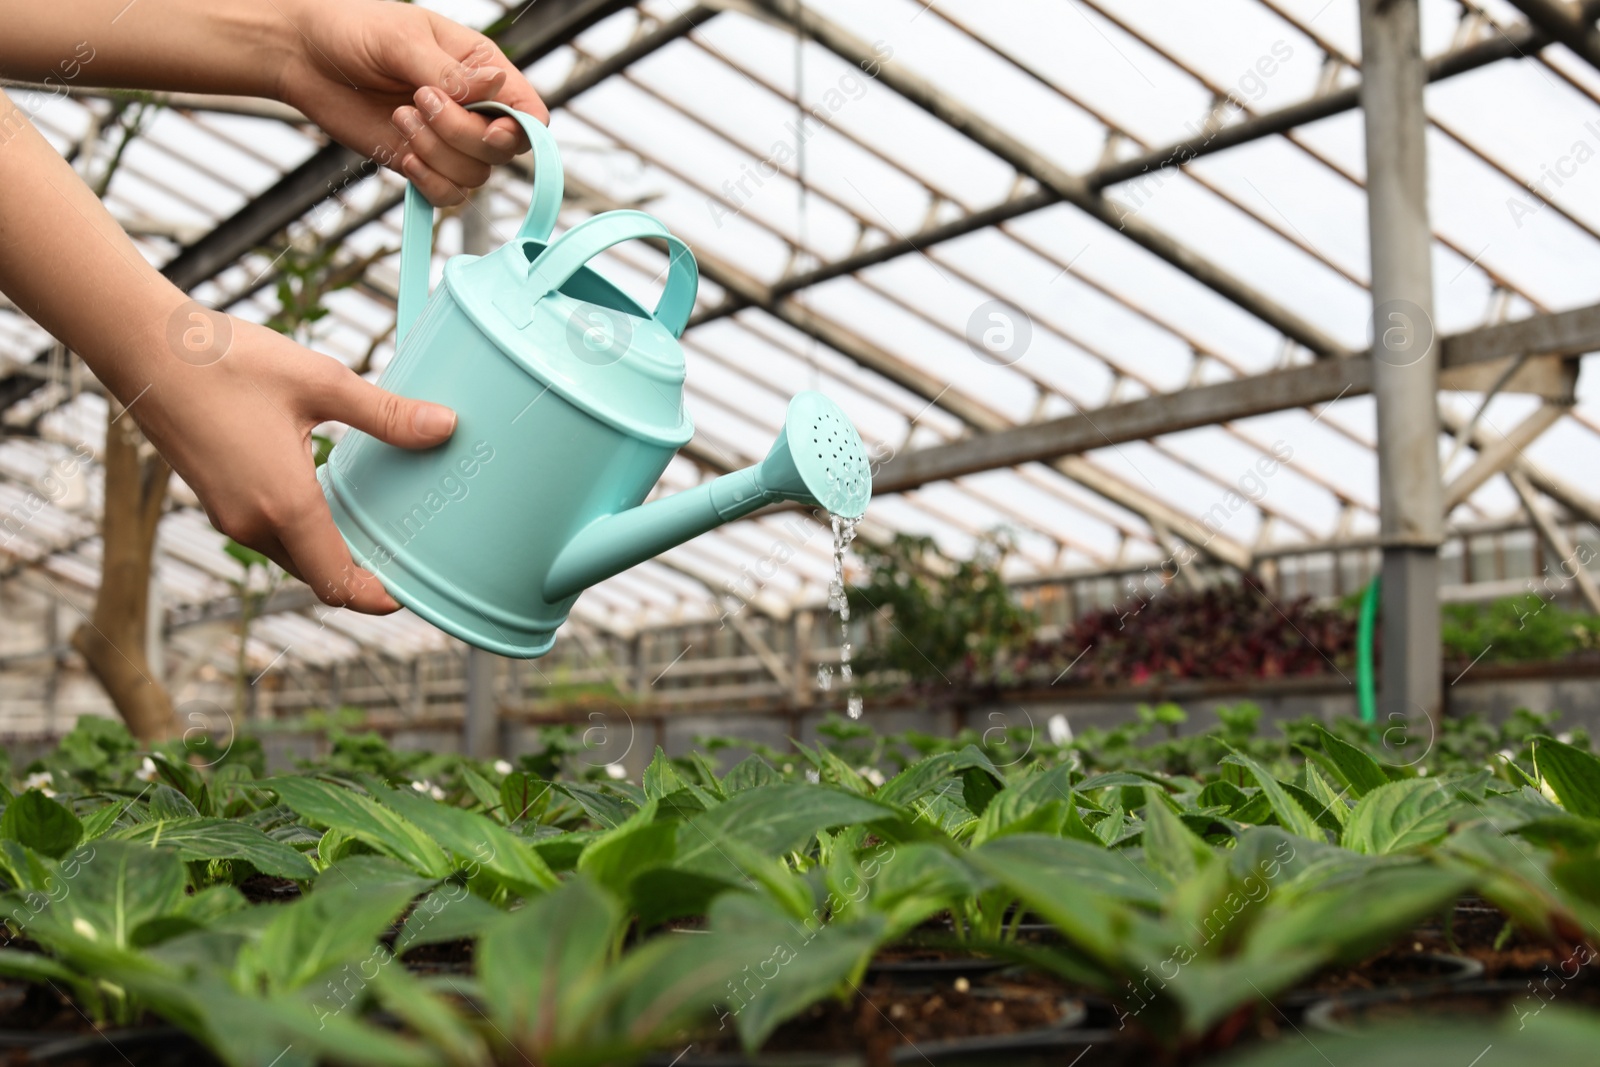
[
  {"x1": 139, "y1": 316, "x2": 457, "y2": 614},
  {"x1": 278, "y1": 0, "x2": 548, "y2": 205}
]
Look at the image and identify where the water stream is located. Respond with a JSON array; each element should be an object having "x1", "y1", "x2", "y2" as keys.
[{"x1": 815, "y1": 514, "x2": 861, "y2": 718}]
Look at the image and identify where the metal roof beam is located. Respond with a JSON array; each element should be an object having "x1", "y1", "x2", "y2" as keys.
[
  {"x1": 1503, "y1": 0, "x2": 1600, "y2": 73},
  {"x1": 875, "y1": 302, "x2": 1600, "y2": 495},
  {"x1": 733, "y1": 0, "x2": 1353, "y2": 359}
]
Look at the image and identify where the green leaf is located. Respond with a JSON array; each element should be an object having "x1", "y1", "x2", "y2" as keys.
[
  {"x1": 151, "y1": 752, "x2": 211, "y2": 815},
  {"x1": 0, "y1": 946, "x2": 77, "y2": 985},
  {"x1": 1281, "y1": 780, "x2": 1344, "y2": 834},
  {"x1": 115, "y1": 818, "x2": 317, "y2": 881},
  {"x1": 79, "y1": 800, "x2": 127, "y2": 841},
  {"x1": 1302, "y1": 763, "x2": 1349, "y2": 829},
  {"x1": 1140, "y1": 788, "x2": 1214, "y2": 885},
  {"x1": 1341, "y1": 778, "x2": 1469, "y2": 854},
  {"x1": 477, "y1": 876, "x2": 621, "y2": 1045},
  {"x1": 1222, "y1": 750, "x2": 1323, "y2": 839},
  {"x1": 971, "y1": 762, "x2": 1075, "y2": 845},
  {"x1": 1, "y1": 790, "x2": 82, "y2": 859},
  {"x1": 370, "y1": 965, "x2": 489, "y2": 1065},
  {"x1": 559, "y1": 782, "x2": 637, "y2": 829},
  {"x1": 1246, "y1": 864, "x2": 1473, "y2": 965},
  {"x1": 675, "y1": 784, "x2": 895, "y2": 882},
  {"x1": 147, "y1": 783, "x2": 200, "y2": 820},
  {"x1": 643, "y1": 748, "x2": 689, "y2": 800},
  {"x1": 876, "y1": 746, "x2": 1001, "y2": 810},
  {"x1": 861, "y1": 842, "x2": 983, "y2": 938},
  {"x1": 394, "y1": 885, "x2": 503, "y2": 954},
  {"x1": 1534, "y1": 736, "x2": 1600, "y2": 818},
  {"x1": 315, "y1": 855, "x2": 438, "y2": 897},
  {"x1": 372, "y1": 782, "x2": 558, "y2": 895},
  {"x1": 967, "y1": 836, "x2": 1156, "y2": 972},
  {"x1": 248, "y1": 880, "x2": 417, "y2": 994},
  {"x1": 500, "y1": 772, "x2": 552, "y2": 825},
  {"x1": 722, "y1": 755, "x2": 782, "y2": 793},
  {"x1": 578, "y1": 810, "x2": 677, "y2": 897},
  {"x1": 459, "y1": 766, "x2": 503, "y2": 818},
  {"x1": 1303, "y1": 724, "x2": 1390, "y2": 798},
  {"x1": 711, "y1": 893, "x2": 887, "y2": 1050},
  {"x1": 46, "y1": 839, "x2": 186, "y2": 950},
  {"x1": 265, "y1": 777, "x2": 450, "y2": 877},
  {"x1": 792, "y1": 740, "x2": 872, "y2": 795}
]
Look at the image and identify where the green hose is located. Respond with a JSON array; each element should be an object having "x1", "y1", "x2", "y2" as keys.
[{"x1": 1356, "y1": 575, "x2": 1380, "y2": 726}]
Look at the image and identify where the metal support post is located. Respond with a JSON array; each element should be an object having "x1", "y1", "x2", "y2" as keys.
[{"x1": 1360, "y1": 0, "x2": 1443, "y2": 725}]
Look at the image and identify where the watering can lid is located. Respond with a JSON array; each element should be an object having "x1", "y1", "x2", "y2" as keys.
[{"x1": 442, "y1": 219, "x2": 698, "y2": 450}]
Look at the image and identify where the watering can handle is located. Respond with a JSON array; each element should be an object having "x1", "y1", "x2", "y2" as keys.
[
  {"x1": 396, "y1": 101, "x2": 563, "y2": 346},
  {"x1": 524, "y1": 210, "x2": 699, "y2": 338}
]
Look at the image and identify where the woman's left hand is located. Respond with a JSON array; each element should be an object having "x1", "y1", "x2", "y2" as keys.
[{"x1": 276, "y1": 0, "x2": 549, "y2": 205}]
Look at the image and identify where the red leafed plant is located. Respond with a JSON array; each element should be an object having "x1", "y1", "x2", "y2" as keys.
[{"x1": 1009, "y1": 576, "x2": 1360, "y2": 688}]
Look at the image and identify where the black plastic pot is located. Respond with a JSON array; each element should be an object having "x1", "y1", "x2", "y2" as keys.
[
  {"x1": 654, "y1": 985, "x2": 1090, "y2": 1067},
  {"x1": 1280, "y1": 951, "x2": 1484, "y2": 1009},
  {"x1": 28, "y1": 1026, "x2": 222, "y2": 1066},
  {"x1": 1303, "y1": 979, "x2": 1575, "y2": 1035},
  {"x1": 885, "y1": 995, "x2": 1087, "y2": 1066},
  {"x1": 640, "y1": 1049, "x2": 862, "y2": 1067},
  {"x1": 891, "y1": 1028, "x2": 1139, "y2": 1067}
]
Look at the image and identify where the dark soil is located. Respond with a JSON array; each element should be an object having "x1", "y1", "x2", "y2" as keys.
[
  {"x1": 689, "y1": 972, "x2": 1085, "y2": 1067},
  {"x1": 1296, "y1": 949, "x2": 1479, "y2": 997},
  {"x1": 1409, "y1": 902, "x2": 1592, "y2": 980},
  {"x1": 237, "y1": 875, "x2": 300, "y2": 904},
  {"x1": 400, "y1": 938, "x2": 475, "y2": 975},
  {"x1": 0, "y1": 983, "x2": 115, "y2": 1042}
]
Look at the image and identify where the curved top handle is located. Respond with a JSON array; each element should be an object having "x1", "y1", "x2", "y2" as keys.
[
  {"x1": 396, "y1": 101, "x2": 562, "y2": 346},
  {"x1": 525, "y1": 210, "x2": 699, "y2": 338}
]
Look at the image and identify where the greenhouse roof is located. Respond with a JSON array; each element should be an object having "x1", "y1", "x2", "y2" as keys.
[{"x1": 3, "y1": 0, "x2": 1600, "y2": 673}]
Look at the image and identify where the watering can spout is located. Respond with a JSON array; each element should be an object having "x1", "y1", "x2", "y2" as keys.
[{"x1": 543, "y1": 392, "x2": 871, "y2": 603}]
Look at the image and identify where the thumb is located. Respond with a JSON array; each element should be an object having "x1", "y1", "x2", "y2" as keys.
[{"x1": 327, "y1": 373, "x2": 457, "y2": 449}]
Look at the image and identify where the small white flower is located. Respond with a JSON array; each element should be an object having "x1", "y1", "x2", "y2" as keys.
[
  {"x1": 858, "y1": 766, "x2": 885, "y2": 788},
  {"x1": 1047, "y1": 714, "x2": 1074, "y2": 746},
  {"x1": 1418, "y1": 766, "x2": 1429, "y2": 777},
  {"x1": 22, "y1": 771, "x2": 53, "y2": 792},
  {"x1": 135, "y1": 757, "x2": 158, "y2": 783},
  {"x1": 430, "y1": 784, "x2": 445, "y2": 801},
  {"x1": 493, "y1": 759, "x2": 513, "y2": 776},
  {"x1": 411, "y1": 780, "x2": 430, "y2": 794},
  {"x1": 805, "y1": 769, "x2": 821, "y2": 784},
  {"x1": 1558, "y1": 731, "x2": 1575, "y2": 745},
  {"x1": 1497, "y1": 748, "x2": 1517, "y2": 763},
  {"x1": 604, "y1": 763, "x2": 627, "y2": 780},
  {"x1": 71, "y1": 918, "x2": 97, "y2": 941}
]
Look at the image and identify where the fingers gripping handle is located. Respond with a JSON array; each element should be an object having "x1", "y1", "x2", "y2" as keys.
[
  {"x1": 524, "y1": 211, "x2": 700, "y2": 338},
  {"x1": 396, "y1": 102, "x2": 562, "y2": 347}
]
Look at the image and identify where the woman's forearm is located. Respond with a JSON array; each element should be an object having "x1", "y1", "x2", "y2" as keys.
[
  {"x1": 0, "y1": 0, "x2": 294, "y2": 99},
  {"x1": 0, "y1": 90, "x2": 181, "y2": 403}
]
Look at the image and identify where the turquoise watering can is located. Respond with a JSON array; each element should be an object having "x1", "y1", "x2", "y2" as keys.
[{"x1": 319, "y1": 103, "x2": 872, "y2": 657}]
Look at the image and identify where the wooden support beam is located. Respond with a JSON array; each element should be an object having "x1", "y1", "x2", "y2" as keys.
[
  {"x1": 1442, "y1": 401, "x2": 1569, "y2": 512},
  {"x1": 1507, "y1": 469, "x2": 1600, "y2": 614}
]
